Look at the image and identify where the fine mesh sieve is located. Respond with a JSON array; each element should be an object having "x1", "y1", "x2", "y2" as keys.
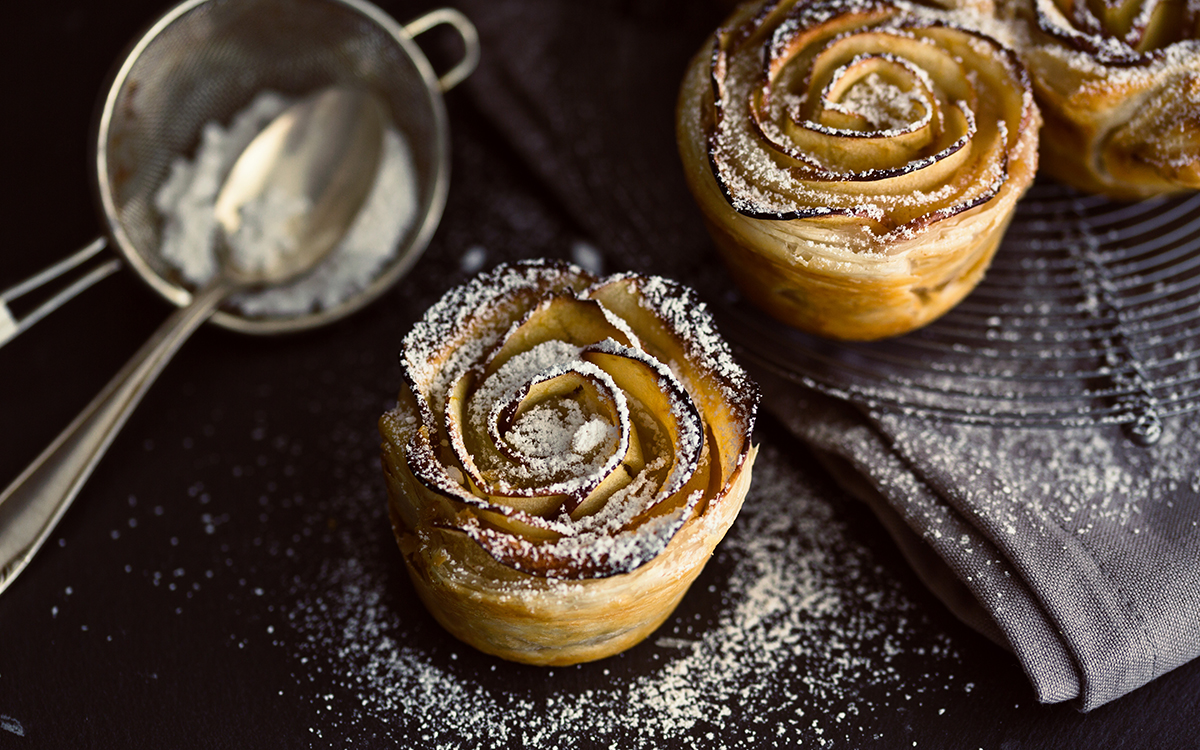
[
  {"x1": 719, "y1": 181, "x2": 1200, "y2": 446},
  {"x1": 94, "y1": 0, "x2": 478, "y2": 334}
]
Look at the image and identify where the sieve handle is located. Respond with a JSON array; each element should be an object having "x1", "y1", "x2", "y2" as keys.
[
  {"x1": 1, "y1": 237, "x2": 122, "y2": 349},
  {"x1": 404, "y1": 8, "x2": 481, "y2": 93}
]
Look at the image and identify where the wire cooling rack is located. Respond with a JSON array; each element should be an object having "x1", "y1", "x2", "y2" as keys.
[{"x1": 718, "y1": 181, "x2": 1200, "y2": 445}]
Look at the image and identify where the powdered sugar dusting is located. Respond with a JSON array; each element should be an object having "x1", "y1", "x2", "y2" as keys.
[
  {"x1": 827, "y1": 70, "x2": 927, "y2": 130},
  {"x1": 466, "y1": 343, "x2": 629, "y2": 495},
  {"x1": 285, "y1": 443, "x2": 968, "y2": 746},
  {"x1": 1027, "y1": 0, "x2": 1197, "y2": 65},
  {"x1": 402, "y1": 260, "x2": 589, "y2": 409},
  {"x1": 609, "y1": 272, "x2": 756, "y2": 420},
  {"x1": 880, "y1": 409, "x2": 1200, "y2": 539}
]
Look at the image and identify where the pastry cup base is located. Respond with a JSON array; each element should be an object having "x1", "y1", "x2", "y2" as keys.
[
  {"x1": 383, "y1": 446, "x2": 757, "y2": 666},
  {"x1": 702, "y1": 211, "x2": 1011, "y2": 341}
]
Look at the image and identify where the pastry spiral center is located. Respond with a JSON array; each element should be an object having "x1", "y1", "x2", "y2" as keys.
[
  {"x1": 823, "y1": 70, "x2": 926, "y2": 131},
  {"x1": 468, "y1": 341, "x2": 626, "y2": 489}
]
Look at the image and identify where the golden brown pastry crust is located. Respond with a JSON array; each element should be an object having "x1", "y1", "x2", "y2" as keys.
[
  {"x1": 1006, "y1": 0, "x2": 1200, "y2": 198},
  {"x1": 676, "y1": 0, "x2": 1040, "y2": 340},
  {"x1": 379, "y1": 260, "x2": 758, "y2": 665}
]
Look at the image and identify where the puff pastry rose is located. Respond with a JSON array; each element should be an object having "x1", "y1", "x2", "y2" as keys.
[
  {"x1": 378, "y1": 260, "x2": 758, "y2": 665},
  {"x1": 677, "y1": 0, "x2": 1040, "y2": 340},
  {"x1": 1005, "y1": 0, "x2": 1200, "y2": 198}
]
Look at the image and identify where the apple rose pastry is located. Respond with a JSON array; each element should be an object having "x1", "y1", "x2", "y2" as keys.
[
  {"x1": 378, "y1": 260, "x2": 758, "y2": 666},
  {"x1": 1007, "y1": 0, "x2": 1200, "y2": 198},
  {"x1": 677, "y1": 0, "x2": 1040, "y2": 340}
]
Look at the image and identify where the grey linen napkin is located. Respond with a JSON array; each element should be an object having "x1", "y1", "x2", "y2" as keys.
[
  {"x1": 759, "y1": 379, "x2": 1200, "y2": 710},
  {"x1": 450, "y1": 0, "x2": 1200, "y2": 710}
]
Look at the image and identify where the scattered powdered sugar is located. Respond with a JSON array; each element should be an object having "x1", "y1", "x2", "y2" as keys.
[
  {"x1": 460, "y1": 244, "x2": 489, "y2": 274},
  {"x1": 571, "y1": 239, "x2": 605, "y2": 275},
  {"x1": 154, "y1": 90, "x2": 419, "y2": 317},
  {"x1": 284, "y1": 442, "x2": 968, "y2": 746},
  {"x1": 884, "y1": 409, "x2": 1200, "y2": 537}
]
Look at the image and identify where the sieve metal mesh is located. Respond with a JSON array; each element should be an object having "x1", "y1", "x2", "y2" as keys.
[
  {"x1": 719, "y1": 181, "x2": 1200, "y2": 445},
  {"x1": 98, "y1": 0, "x2": 447, "y2": 332}
]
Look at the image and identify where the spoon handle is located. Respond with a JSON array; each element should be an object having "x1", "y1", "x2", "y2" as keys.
[{"x1": 0, "y1": 279, "x2": 232, "y2": 596}]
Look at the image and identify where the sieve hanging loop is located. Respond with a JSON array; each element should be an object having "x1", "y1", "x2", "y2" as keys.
[{"x1": 403, "y1": 7, "x2": 481, "y2": 93}]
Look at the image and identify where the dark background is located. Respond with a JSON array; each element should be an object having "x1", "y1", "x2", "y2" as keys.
[{"x1": 2, "y1": 0, "x2": 1198, "y2": 747}]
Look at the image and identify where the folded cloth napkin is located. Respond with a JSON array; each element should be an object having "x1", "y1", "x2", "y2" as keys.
[
  {"x1": 757, "y1": 377, "x2": 1200, "y2": 710},
  {"x1": 451, "y1": 0, "x2": 1200, "y2": 709}
]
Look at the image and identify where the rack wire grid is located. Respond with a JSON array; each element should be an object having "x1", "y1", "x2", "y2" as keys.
[{"x1": 719, "y1": 181, "x2": 1200, "y2": 446}]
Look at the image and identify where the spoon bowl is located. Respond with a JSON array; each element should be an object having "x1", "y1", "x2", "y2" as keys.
[{"x1": 214, "y1": 88, "x2": 386, "y2": 287}]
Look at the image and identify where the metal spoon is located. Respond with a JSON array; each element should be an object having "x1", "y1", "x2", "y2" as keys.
[{"x1": 0, "y1": 87, "x2": 386, "y2": 595}]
